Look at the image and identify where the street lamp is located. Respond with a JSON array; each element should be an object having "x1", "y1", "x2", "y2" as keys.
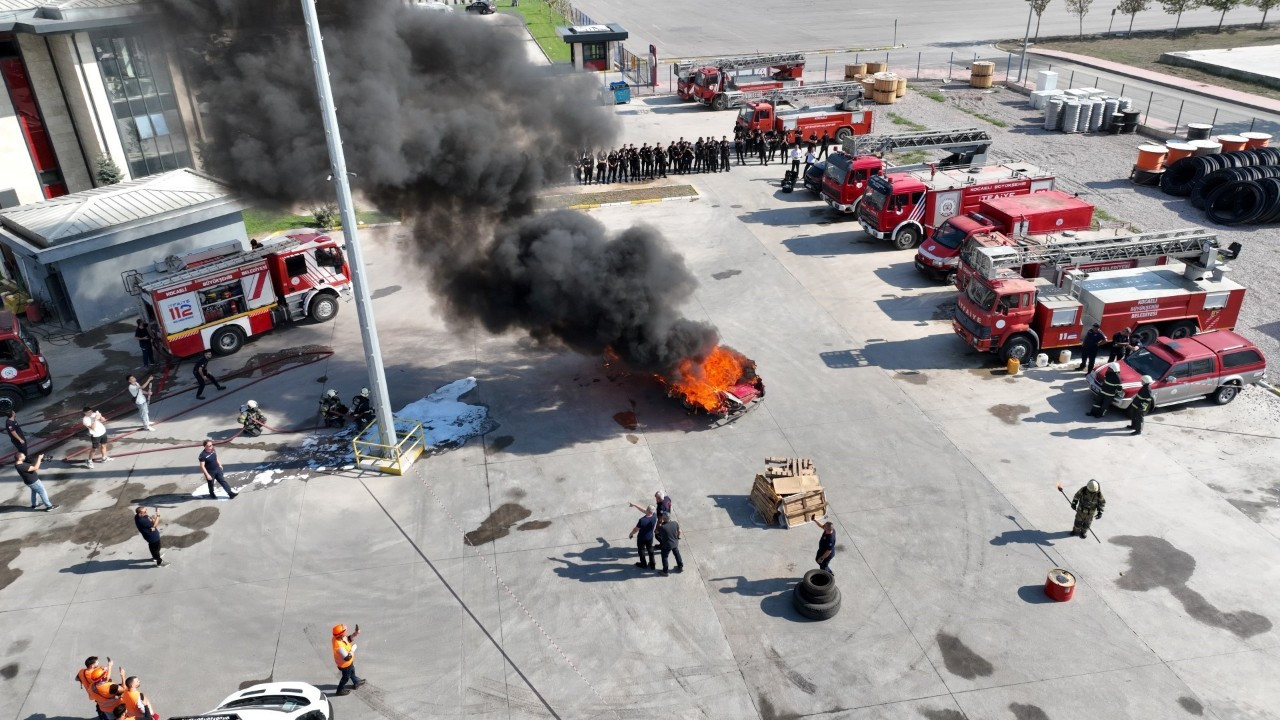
[
  {"x1": 299, "y1": 0, "x2": 398, "y2": 448},
  {"x1": 1017, "y1": 2, "x2": 1033, "y2": 84}
]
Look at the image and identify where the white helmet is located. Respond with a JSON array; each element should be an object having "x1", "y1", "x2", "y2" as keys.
[
  {"x1": 360, "y1": 388, "x2": 370, "y2": 397},
  {"x1": 1141, "y1": 375, "x2": 1153, "y2": 384},
  {"x1": 325, "y1": 389, "x2": 338, "y2": 399},
  {"x1": 1108, "y1": 362, "x2": 1120, "y2": 373},
  {"x1": 246, "y1": 399, "x2": 258, "y2": 409},
  {"x1": 1087, "y1": 479, "x2": 1100, "y2": 492}
]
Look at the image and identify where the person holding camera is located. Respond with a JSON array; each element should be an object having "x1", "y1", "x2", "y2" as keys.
[
  {"x1": 134, "y1": 507, "x2": 167, "y2": 567},
  {"x1": 15, "y1": 451, "x2": 56, "y2": 511}
]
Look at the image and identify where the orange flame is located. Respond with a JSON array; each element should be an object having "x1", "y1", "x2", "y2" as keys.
[{"x1": 663, "y1": 346, "x2": 754, "y2": 412}]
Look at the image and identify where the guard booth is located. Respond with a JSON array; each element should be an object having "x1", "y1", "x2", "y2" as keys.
[{"x1": 555, "y1": 23, "x2": 628, "y2": 72}]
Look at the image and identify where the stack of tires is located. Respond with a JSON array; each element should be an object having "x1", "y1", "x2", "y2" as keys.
[
  {"x1": 1159, "y1": 146, "x2": 1280, "y2": 226},
  {"x1": 792, "y1": 569, "x2": 841, "y2": 620}
]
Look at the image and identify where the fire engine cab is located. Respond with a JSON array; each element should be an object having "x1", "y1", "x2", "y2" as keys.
[{"x1": 124, "y1": 232, "x2": 352, "y2": 358}]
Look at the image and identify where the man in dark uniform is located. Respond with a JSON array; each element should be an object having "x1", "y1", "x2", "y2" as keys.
[
  {"x1": 639, "y1": 143, "x2": 652, "y2": 179},
  {"x1": 1078, "y1": 322, "x2": 1105, "y2": 372},
  {"x1": 693, "y1": 138, "x2": 704, "y2": 173},
  {"x1": 617, "y1": 147, "x2": 628, "y2": 183},
  {"x1": 812, "y1": 518, "x2": 836, "y2": 574},
  {"x1": 581, "y1": 152, "x2": 593, "y2": 184},
  {"x1": 682, "y1": 143, "x2": 694, "y2": 174},
  {"x1": 192, "y1": 350, "x2": 225, "y2": 400},
  {"x1": 720, "y1": 136, "x2": 731, "y2": 172},
  {"x1": 595, "y1": 151, "x2": 607, "y2": 184},
  {"x1": 1129, "y1": 375, "x2": 1154, "y2": 435},
  {"x1": 667, "y1": 141, "x2": 677, "y2": 173},
  {"x1": 628, "y1": 144, "x2": 640, "y2": 181},
  {"x1": 629, "y1": 505, "x2": 657, "y2": 570},
  {"x1": 735, "y1": 133, "x2": 746, "y2": 165},
  {"x1": 1125, "y1": 333, "x2": 1142, "y2": 359},
  {"x1": 758, "y1": 131, "x2": 769, "y2": 165},
  {"x1": 818, "y1": 130, "x2": 831, "y2": 159},
  {"x1": 655, "y1": 513, "x2": 683, "y2": 575},
  {"x1": 1108, "y1": 327, "x2": 1130, "y2": 363},
  {"x1": 1089, "y1": 362, "x2": 1124, "y2": 418},
  {"x1": 655, "y1": 144, "x2": 668, "y2": 178},
  {"x1": 607, "y1": 149, "x2": 619, "y2": 183},
  {"x1": 1071, "y1": 479, "x2": 1105, "y2": 539}
]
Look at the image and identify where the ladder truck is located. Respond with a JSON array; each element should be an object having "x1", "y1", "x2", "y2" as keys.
[
  {"x1": 674, "y1": 52, "x2": 806, "y2": 110},
  {"x1": 952, "y1": 227, "x2": 1247, "y2": 363},
  {"x1": 821, "y1": 128, "x2": 994, "y2": 216},
  {"x1": 734, "y1": 82, "x2": 873, "y2": 143}
]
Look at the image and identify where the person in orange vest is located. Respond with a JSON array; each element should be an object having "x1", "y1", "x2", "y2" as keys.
[
  {"x1": 331, "y1": 623, "x2": 364, "y2": 696},
  {"x1": 91, "y1": 680, "x2": 124, "y2": 719},
  {"x1": 117, "y1": 667, "x2": 155, "y2": 720},
  {"x1": 74, "y1": 656, "x2": 112, "y2": 720}
]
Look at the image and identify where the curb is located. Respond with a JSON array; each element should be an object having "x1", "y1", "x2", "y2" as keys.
[{"x1": 566, "y1": 193, "x2": 700, "y2": 210}]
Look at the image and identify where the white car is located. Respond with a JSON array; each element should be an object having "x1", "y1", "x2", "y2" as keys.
[{"x1": 171, "y1": 683, "x2": 331, "y2": 720}]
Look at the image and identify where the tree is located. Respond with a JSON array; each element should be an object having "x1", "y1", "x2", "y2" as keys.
[
  {"x1": 1201, "y1": 0, "x2": 1241, "y2": 29},
  {"x1": 1161, "y1": 0, "x2": 1201, "y2": 35},
  {"x1": 1066, "y1": 0, "x2": 1096, "y2": 36},
  {"x1": 94, "y1": 154, "x2": 122, "y2": 186},
  {"x1": 1029, "y1": 0, "x2": 1052, "y2": 40},
  {"x1": 1117, "y1": 0, "x2": 1152, "y2": 36},
  {"x1": 1249, "y1": 0, "x2": 1279, "y2": 27}
]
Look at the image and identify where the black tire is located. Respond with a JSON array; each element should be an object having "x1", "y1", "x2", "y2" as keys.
[
  {"x1": 801, "y1": 569, "x2": 837, "y2": 600},
  {"x1": 712, "y1": 94, "x2": 728, "y2": 111},
  {"x1": 892, "y1": 225, "x2": 921, "y2": 250},
  {"x1": 999, "y1": 335, "x2": 1035, "y2": 363},
  {"x1": 1167, "y1": 321, "x2": 1197, "y2": 340},
  {"x1": 835, "y1": 127, "x2": 853, "y2": 142},
  {"x1": 0, "y1": 388, "x2": 22, "y2": 414},
  {"x1": 793, "y1": 585, "x2": 842, "y2": 620},
  {"x1": 1133, "y1": 324, "x2": 1159, "y2": 346},
  {"x1": 210, "y1": 326, "x2": 245, "y2": 356},
  {"x1": 1212, "y1": 383, "x2": 1240, "y2": 405},
  {"x1": 945, "y1": 270, "x2": 958, "y2": 287},
  {"x1": 309, "y1": 294, "x2": 340, "y2": 323}
]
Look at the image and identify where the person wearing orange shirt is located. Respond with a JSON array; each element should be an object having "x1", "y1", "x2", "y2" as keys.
[
  {"x1": 117, "y1": 668, "x2": 155, "y2": 720},
  {"x1": 331, "y1": 623, "x2": 364, "y2": 696},
  {"x1": 73, "y1": 656, "x2": 112, "y2": 720},
  {"x1": 90, "y1": 681, "x2": 123, "y2": 719}
]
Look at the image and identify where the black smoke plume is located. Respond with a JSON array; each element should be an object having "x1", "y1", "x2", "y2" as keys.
[{"x1": 158, "y1": 0, "x2": 719, "y2": 373}]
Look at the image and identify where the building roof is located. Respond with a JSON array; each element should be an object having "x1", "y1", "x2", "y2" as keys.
[
  {"x1": 0, "y1": 0, "x2": 150, "y2": 33},
  {"x1": 555, "y1": 23, "x2": 628, "y2": 43},
  {"x1": 0, "y1": 169, "x2": 242, "y2": 262}
]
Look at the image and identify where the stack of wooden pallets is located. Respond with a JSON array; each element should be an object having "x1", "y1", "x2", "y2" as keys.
[{"x1": 749, "y1": 456, "x2": 827, "y2": 528}]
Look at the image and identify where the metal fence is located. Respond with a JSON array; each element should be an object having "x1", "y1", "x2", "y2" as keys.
[{"x1": 546, "y1": 0, "x2": 594, "y2": 28}]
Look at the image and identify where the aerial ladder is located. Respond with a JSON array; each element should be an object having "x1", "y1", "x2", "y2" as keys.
[
  {"x1": 671, "y1": 52, "x2": 807, "y2": 81},
  {"x1": 968, "y1": 227, "x2": 1240, "y2": 282},
  {"x1": 841, "y1": 127, "x2": 994, "y2": 168},
  {"x1": 740, "y1": 80, "x2": 870, "y2": 110}
]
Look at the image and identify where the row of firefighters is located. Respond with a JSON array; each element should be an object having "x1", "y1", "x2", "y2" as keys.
[
  {"x1": 572, "y1": 128, "x2": 836, "y2": 183},
  {"x1": 232, "y1": 389, "x2": 375, "y2": 437}
]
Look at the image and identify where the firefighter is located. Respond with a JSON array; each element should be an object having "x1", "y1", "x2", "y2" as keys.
[
  {"x1": 351, "y1": 388, "x2": 374, "y2": 427},
  {"x1": 639, "y1": 143, "x2": 652, "y2": 179},
  {"x1": 655, "y1": 143, "x2": 668, "y2": 178},
  {"x1": 1129, "y1": 375, "x2": 1154, "y2": 435},
  {"x1": 720, "y1": 136, "x2": 731, "y2": 172},
  {"x1": 617, "y1": 146, "x2": 629, "y2": 182},
  {"x1": 607, "y1": 149, "x2": 619, "y2": 183},
  {"x1": 580, "y1": 152, "x2": 593, "y2": 184},
  {"x1": 1078, "y1": 322, "x2": 1105, "y2": 372},
  {"x1": 1107, "y1": 326, "x2": 1130, "y2": 363},
  {"x1": 734, "y1": 132, "x2": 746, "y2": 165},
  {"x1": 693, "y1": 138, "x2": 704, "y2": 173},
  {"x1": 818, "y1": 129, "x2": 831, "y2": 159},
  {"x1": 758, "y1": 131, "x2": 769, "y2": 165},
  {"x1": 319, "y1": 389, "x2": 348, "y2": 428},
  {"x1": 1070, "y1": 479, "x2": 1105, "y2": 539},
  {"x1": 629, "y1": 144, "x2": 640, "y2": 181},
  {"x1": 595, "y1": 150, "x2": 607, "y2": 185},
  {"x1": 237, "y1": 400, "x2": 267, "y2": 437},
  {"x1": 1125, "y1": 332, "x2": 1142, "y2": 359},
  {"x1": 1089, "y1": 362, "x2": 1124, "y2": 418}
]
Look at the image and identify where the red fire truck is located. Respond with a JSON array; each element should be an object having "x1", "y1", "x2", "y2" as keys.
[
  {"x1": 0, "y1": 310, "x2": 52, "y2": 411},
  {"x1": 124, "y1": 232, "x2": 352, "y2": 358},
  {"x1": 857, "y1": 162, "x2": 1056, "y2": 251},
  {"x1": 735, "y1": 86, "x2": 872, "y2": 144},
  {"x1": 952, "y1": 228, "x2": 1246, "y2": 363},
  {"x1": 674, "y1": 52, "x2": 805, "y2": 111},
  {"x1": 821, "y1": 128, "x2": 994, "y2": 216},
  {"x1": 914, "y1": 191, "x2": 1095, "y2": 283}
]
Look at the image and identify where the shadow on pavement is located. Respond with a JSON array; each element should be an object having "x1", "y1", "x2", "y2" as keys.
[
  {"x1": 1016, "y1": 584, "x2": 1059, "y2": 604},
  {"x1": 708, "y1": 494, "x2": 766, "y2": 529},
  {"x1": 760, "y1": 589, "x2": 809, "y2": 621},
  {"x1": 549, "y1": 555, "x2": 643, "y2": 583},
  {"x1": 709, "y1": 575, "x2": 794, "y2": 596},
  {"x1": 60, "y1": 558, "x2": 153, "y2": 575}
]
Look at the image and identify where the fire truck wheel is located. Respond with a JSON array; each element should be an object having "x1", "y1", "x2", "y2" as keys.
[
  {"x1": 712, "y1": 94, "x2": 728, "y2": 111},
  {"x1": 945, "y1": 270, "x2": 958, "y2": 287},
  {"x1": 0, "y1": 389, "x2": 21, "y2": 414},
  {"x1": 309, "y1": 294, "x2": 340, "y2": 323},
  {"x1": 835, "y1": 127, "x2": 852, "y2": 142},
  {"x1": 892, "y1": 226, "x2": 921, "y2": 250},
  {"x1": 1167, "y1": 321, "x2": 1197, "y2": 340},
  {"x1": 1212, "y1": 383, "x2": 1240, "y2": 405},
  {"x1": 792, "y1": 584, "x2": 842, "y2": 620},
  {"x1": 1133, "y1": 324, "x2": 1159, "y2": 345},
  {"x1": 999, "y1": 336, "x2": 1034, "y2": 364},
  {"x1": 210, "y1": 327, "x2": 245, "y2": 356}
]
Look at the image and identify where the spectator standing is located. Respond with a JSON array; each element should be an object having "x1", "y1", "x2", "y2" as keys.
[
  {"x1": 5, "y1": 409, "x2": 28, "y2": 456},
  {"x1": 134, "y1": 507, "x2": 166, "y2": 567},
  {"x1": 804, "y1": 147, "x2": 816, "y2": 175},
  {"x1": 1078, "y1": 323, "x2": 1105, "y2": 373},
  {"x1": 117, "y1": 668, "x2": 156, "y2": 720},
  {"x1": 192, "y1": 350, "x2": 225, "y2": 400},
  {"x1": 331, "y1": 623, "x2": 364, "y2": 696},
  {"x1": 127, "y1": 375, "x2": 154, "y2": 431},
  {"x1": 74, "y1": 657, "x2": 112, "y2": 720},
  {"x1": 812, "y1": 518, "x2": 836, "y2": 575},
  {"x1": 818, "y1": 130, "x2": 831, "y2": 159},
  {"x1": 15, "y1": 451, "x2": 55, "y2": 510},
  {"x1": 628, "y1": 505, "x2": 657, "y2": 570},
  {"x1": 134, "y1": 320, "x2": 155, "y2": 368},
  {"x1": 655, "y1": 513, "x2": 683, "y2": 575},
  {"x1": 629, "y1": 490, "x2": 671, "y2": 516},
  {"x1": 198, "y1": 440, "x2": 237, "y2": 499},
  {"x1": 81, "y1": 407, "x2": 111, "y2": 467},
  {"x1": 789, "y1": 145, "x2": 801, "y2": 175}
]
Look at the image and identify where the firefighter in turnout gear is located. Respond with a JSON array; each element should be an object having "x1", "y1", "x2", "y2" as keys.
[
  {"x1": 237, "y1": 400, "x2": 267, "y2": 437},
  {"x1": 351, "y1": 388, "x2": 374, "y2": 427},
  {"x1": 319, "y1": 389, "x2": 348, "y2": 428},
  {"x1": 1090, "y1": 363, "x2": 1124, "y2": 418},
  {"x1": 1071, "y1": 479, "x2": 1105, "y2": 538},
  {"x1": 1129, "y1": 375, "x2": 1154, "y2": 435}
]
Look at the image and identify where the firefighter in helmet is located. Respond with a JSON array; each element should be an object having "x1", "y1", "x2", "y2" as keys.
[
  {"x1": 319, "y1": 388, "x2": 348, "y2": 428},
  {"x1": 1089, "y1": 362, "x2": 1124, "y2": 418},
  {"x1": 1071, "y1": 479, "x2": 1105, "y2": 539},
  {"x1": 350, "y1": 388, "x2": 374, "y2": 428},
  {"x1": 237, "y1": 400, "x2": 267, "y2": 437}
]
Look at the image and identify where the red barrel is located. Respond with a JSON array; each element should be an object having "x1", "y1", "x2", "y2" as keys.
[{"x1": 1044, "y1": 568, "x2": 1076, "y2": 602}]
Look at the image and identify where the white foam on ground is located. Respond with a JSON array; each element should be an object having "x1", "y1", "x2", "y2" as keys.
[{"x1": 395, "y1": 377, "x2": 495, "y2": 450}]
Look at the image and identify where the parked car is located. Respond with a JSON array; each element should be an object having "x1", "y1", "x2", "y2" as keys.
[
  {"x1": 1089, "y1": 330, "x2": 1267, "y2": 409},
  {"x1": 170, "y1": 682, "x2": 331, "y2": 720},
  {"x1": 465, "y1": 1, "x2": 496, "y2": 13},
  {"x1": 803, "y1": 160, "x2": 827, "y2": 194}
]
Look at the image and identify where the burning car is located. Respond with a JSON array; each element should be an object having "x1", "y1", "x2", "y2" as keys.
[{"x1": 662, "y1": 345, "x2": 765, "y2": 420}]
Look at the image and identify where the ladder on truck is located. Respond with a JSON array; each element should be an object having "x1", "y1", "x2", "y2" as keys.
[
  {"x1": 122, "y1": 235, "x2": 317, "y2": 296},
  {"x1": 672, "y1": 52, "x2": 806, "y2": 77},
  {"x1": 971, "y1": 227, "x2": 1221, "y2": 280},
  {"x1": 842, "y1": 127, "x2": 993, "y2": 161},
  {"x1": 762, "y1": 81, "x2": 867, "y2": 107}
]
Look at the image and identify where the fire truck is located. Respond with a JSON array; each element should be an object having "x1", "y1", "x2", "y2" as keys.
[
  {"x1": 857, "y1": 161, "x2": 1056, "y2": 251},
  {"x1": 822, "y1": 128, "x2": 994, "y2": 216},
  {"x1": 0, "y1": 310, "x2": 52, "y2": 411},
  {"x1": 914, "y1": 190, "x2": 1095, "y2": 283},
  {"x1": 673, "y1": 52, "x2": 805, "y2": 111},
  {"x1": 952, "y1": 227, "x2": 1246, "y2": 363},
  {"x1": 734, "y1": 83, "x2": 871, "y2": 143},
  {"x1": 123, "y1": 233, "x2": 352, "y2": 358}
]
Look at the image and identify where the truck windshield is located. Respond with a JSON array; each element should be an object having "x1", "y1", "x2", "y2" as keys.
[
  {"x1": 824, "y1": 155, "x2": 850, "y2": 185},
  {"x1": 964, "y1": 281, "x2": 998, "y2": 311},
  {"x1": 862, "y1": 184, "x2": 888, "y2": 212},
  {"x1": 931, "y1": 221, "x2": 968, "y2": 250},
  {"x1": 737, "y1": 107, "x2": 752, "y2": 124},
  {"x1": 1125, "y1": 349, "x2": 1172, "y2": 380}
]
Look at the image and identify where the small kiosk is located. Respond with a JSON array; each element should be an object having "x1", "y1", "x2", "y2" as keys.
[{"x1": 555, "y1": 23, "x2": 628, "y2": 72}]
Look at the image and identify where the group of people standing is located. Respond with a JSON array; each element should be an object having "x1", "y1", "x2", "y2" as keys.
[{"x1": 73, "y1": 656, "x2": 157, "y2": 720}]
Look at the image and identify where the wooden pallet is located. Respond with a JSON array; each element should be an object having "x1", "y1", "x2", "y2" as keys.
[{"x1": 749, "y1": 468, "x2": 827, "y2": 528}]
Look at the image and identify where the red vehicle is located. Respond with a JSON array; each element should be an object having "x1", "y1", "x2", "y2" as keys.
[
  {"x1": 0, "y1": 310, "x2": 52, "y2": 411},
  {"x1": 822, "y1": 128, "x2": 994, "y2": 216},
  {"x1": 674, "y1": 52, "x2": 805, "y2": 111},
  {"x1": 914, "y1": 191, "x2": 1095, "y2": 283},
  {"x1": 1089, "y1": 330, "x2": 1266, "y2": 409},
  {"x1": 125, "y1": 233, "x2": 352, "y2": 358},
  {"x1": 953, "y1": 227, "x2": 1246, "y2": 362},
  {"x1": 857, "y1": 162, "x2": 1056, "y2": 250},
  {"x1": 735, "y1": 99, "x2": 872, "y2": 145}
]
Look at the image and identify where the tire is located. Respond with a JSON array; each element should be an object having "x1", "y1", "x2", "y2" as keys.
[
  {"x1": 0, "y1": 388, "x2": 22, "y2": 414},
  {"x1": 1167, "y1": 321, "x2": 1197, "y2": 340},
  {"x1": 210, "y1": 326, "x2": 245, "y2": 356},
  {"x1": 945, "y1": 270, "x2": 958, "y2": 287},
  {"x1": 309, "y1": 294, "x2": 340, "y2": 323},
  {"x1": 835, "y1": 127, "x2": 853, "y2": 142},
  {"x1": 792, "y1": 584, "x2": 842, "y2": 620},
  {"x1": 1133, "y1": 324, "x2": 1159, "y2": 346},
  {"x1": 892, "y1": 225, "x2": 921, "y2": 250},
  {"x1": 1212, "y1": 383, "x2": 1240, "y2": 405},
  {"x1": 999, "y1": 335, "x2": 1035, "y2": 363},
  {"x1": 712, "y1": 94, "x2": 728, "y2": 111},
  {"x1": 801, "y1": 569, "x2": 837, "y2": 600}
]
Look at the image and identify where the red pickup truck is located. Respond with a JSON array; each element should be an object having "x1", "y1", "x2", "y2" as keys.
[{"x1": 1089, "y1": 330, "x2": 1267, "y2": 409}]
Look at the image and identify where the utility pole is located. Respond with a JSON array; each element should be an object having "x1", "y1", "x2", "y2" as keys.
[
  {"x1": 300, "y1": 0, "x2": 397, "y2": 448},
  {"x1": 1017, "y1": 3, "x2": 1033, "y2": 83}
]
